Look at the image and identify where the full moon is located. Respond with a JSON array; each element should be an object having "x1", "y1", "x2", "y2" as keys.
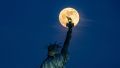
[{"x1": 59, "y1": 7, "x2": 80, "y2": 27}]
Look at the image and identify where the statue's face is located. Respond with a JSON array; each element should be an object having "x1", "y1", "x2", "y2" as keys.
[
  {"x1": 48, "y1": 50, "x2": 59, "y2": 56},
  {"x1": 48, "y1": 44, "x2": 62, "y2": 56},
  {"x1": 48, "y1": 51, "x2": 57, "y2": 56}
]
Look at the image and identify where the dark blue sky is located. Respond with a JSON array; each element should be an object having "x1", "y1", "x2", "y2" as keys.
[{"x1": 0, "y1": 0, "x2": 120, "y2": 68}]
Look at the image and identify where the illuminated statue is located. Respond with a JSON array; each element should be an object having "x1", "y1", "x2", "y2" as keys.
[{"x1": 40, "y1": 17, "x2": 74, "y2": 68}]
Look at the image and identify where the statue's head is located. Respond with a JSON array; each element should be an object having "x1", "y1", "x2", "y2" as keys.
[{"x1": 48, "y1": 43, "x2": 62, "y2": 56}]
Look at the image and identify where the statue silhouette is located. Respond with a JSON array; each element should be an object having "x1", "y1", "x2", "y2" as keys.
[{"x1": 40, "y1": 17, "x2": 74, "y2": 68}]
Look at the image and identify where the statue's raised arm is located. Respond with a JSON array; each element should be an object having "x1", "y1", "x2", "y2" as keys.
[
  {"x1": 61, "y1": 17, "x2": 74, "y2": 56},
  {"x1": 40, "y1": 17, "x2": 74, "y2": 68}
]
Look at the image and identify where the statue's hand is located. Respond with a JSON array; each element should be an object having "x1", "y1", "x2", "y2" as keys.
[
  {"x1": 66, "y1": 22, "x2": 74, "y2": 29},
  {"x1": 66, "y1": 16, "x2": 74, "y2": 29}
]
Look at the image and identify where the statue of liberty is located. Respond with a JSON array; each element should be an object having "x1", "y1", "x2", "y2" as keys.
[{"x1": 40, "y1": 17, "x2": 74, "y2": 68}]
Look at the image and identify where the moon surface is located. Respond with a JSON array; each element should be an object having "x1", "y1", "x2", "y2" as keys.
[{"x1": 59, "y1": 7, "x2": 80, "y2": 27}]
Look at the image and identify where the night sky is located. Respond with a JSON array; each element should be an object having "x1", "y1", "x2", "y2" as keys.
[{"x1": 0, "y1": 0, "x2": 120, "y2": 68}]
